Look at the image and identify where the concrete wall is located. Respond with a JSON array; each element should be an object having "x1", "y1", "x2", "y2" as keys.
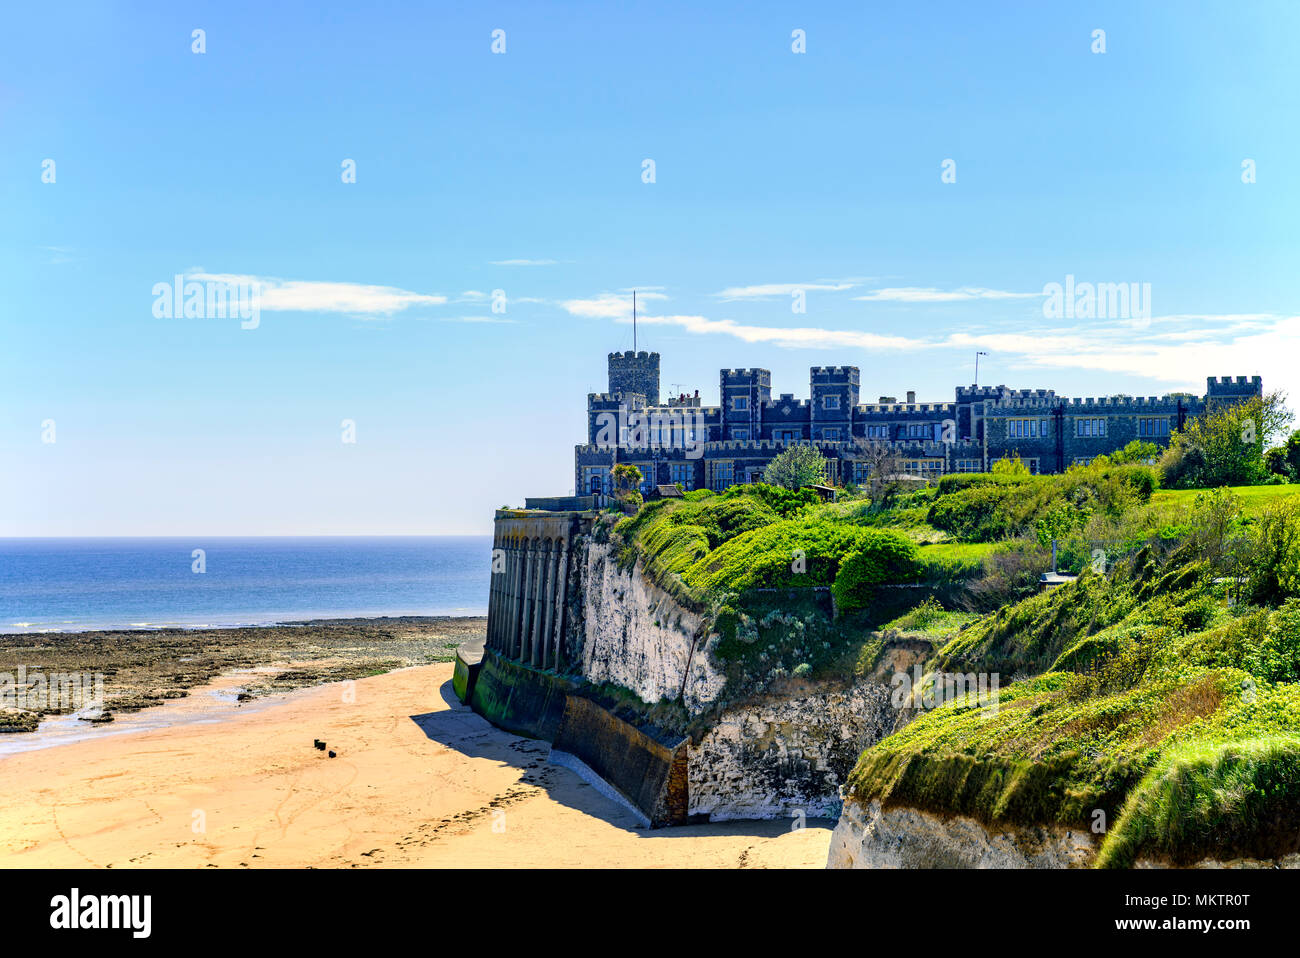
[
  {"x1": 468, "y1": 651, "x2": 577, "y2": 741},
  {"x1": 552, "y1": 696, "x2": 689, "y2": 827},
  {"x1": 486, "y1": 510, "x2": 593, "y2": 671}
]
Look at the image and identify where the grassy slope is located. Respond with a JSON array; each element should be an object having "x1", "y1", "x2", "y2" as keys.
[
  {"x1": 610, "y1": 475, "x2": 1300, "y2": 864},
  {"x1": 845, "y1": 529, "x2": 1300, "y2": 866}
]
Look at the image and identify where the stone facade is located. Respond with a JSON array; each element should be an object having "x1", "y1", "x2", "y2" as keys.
[{"x1": 576, "y1": 351, "x2": 1263, "y2": 493}]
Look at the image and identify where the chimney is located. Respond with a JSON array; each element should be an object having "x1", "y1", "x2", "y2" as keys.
[{"x1": 906, "y1": 390, "x2": 916, "y2": 404}]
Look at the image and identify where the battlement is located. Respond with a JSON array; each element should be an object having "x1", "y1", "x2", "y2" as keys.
[
  {"x1": 857, "y1": 402, "x2": 955, "y2": 414},
  {"x1": 1209, "y1": 375, "x2": 1262, "y2": 386},
  {"x1": 810, "y1": 365, "x2": 861, "y2": 381},
  {"x1": 721, "y1": 368, "x2": 772, "y2": 381},
  {"x1": 608, "y1": 350, "x2": 659, "y2": 361},
  {"x1": 587, "y1": 391, "x2": 645, "y2": 406}
]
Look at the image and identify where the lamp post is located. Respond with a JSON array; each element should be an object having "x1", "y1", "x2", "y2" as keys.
[{"x1": 975, "y1": 351, "x2": 988, "y2": 387}]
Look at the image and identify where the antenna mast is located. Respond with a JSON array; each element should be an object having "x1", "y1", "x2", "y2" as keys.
[{"x1": 633, "y1": 290, "x2": 637, "y2": 352}]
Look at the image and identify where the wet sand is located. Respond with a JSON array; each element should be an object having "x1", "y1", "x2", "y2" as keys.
[
  {"x1": 0, "y1": 616, "x2": 484, "y2": 732},
  {"x1": 0, "y1": 663, "x2": 832, "y2": 868}
]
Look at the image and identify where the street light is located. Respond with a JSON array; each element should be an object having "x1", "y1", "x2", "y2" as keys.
[{"x1": 975, "y1": 351, "x2": 989, "y2": 387}]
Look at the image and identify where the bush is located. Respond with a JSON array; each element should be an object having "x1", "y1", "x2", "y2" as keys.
[
  {"x1": 831, "y1": 532, "x2": 920, "y2": 611},
  {"x1": 764, "y1": 444, "x2": 829, "y2": 490},
  {"x1": 1247, "y1": 495, "x2": 1300, "y2": 604}
]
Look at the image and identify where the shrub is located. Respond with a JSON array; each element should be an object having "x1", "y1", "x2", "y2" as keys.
[
  {"x1": 831, "y1": 532, "x2": 920, "y2": 612},
  {"x1": 1247, "y1": 495, "x2": 1300, "y2": 604},
  {"x1": 764, "y1": 445, "x2": 829, "y2": 490}
]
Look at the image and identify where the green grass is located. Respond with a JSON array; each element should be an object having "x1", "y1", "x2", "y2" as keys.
[
  {"x1": 845, "y1": 539, "x2": 1300, "y2": 866},
  {"x1": 1150, "y1": 483, "x2": 1298, "y2": 515}
]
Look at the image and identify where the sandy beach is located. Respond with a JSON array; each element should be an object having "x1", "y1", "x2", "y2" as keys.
[{"x1": 0, "y1": 663, "x2": 831, "y2": 868}]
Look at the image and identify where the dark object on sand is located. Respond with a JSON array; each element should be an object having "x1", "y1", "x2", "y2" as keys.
[
  {"x1": 328, "y1": 750, "x2": 337, "y2": 758},
  {"x1": 314, "y1": 739, "x2": 326, "y2": 750}
]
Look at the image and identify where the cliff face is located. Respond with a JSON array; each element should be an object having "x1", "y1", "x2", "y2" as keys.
[
  {"x1": 574, "y1": 539, "x2": 725, "y2": 714},
  {"x1": 827, "y1": 799, "x2": 1098, "y2": 869},
  {"x1": 827, "y1": 798, "x2": 1300, "y2": 869},
  {"x1": 689, "y1": 681, "x2": 897, "y2": 821},
  {"x1": 571, "y1": 538, "x2": 909, "y2": 822}
]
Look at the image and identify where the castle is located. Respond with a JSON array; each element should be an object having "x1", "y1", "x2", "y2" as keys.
[{"x1": 574, "y1": 351, "x2": 1263, "y2": 493}]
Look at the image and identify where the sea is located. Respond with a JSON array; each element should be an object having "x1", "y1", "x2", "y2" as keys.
[{"x1": 0, "y1": 537, "x2": 493, "y2": 634}]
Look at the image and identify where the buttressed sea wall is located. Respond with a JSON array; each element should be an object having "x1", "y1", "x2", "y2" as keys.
[{"x1": 469, "y1": 509, "x2": 907, "y2": 826}]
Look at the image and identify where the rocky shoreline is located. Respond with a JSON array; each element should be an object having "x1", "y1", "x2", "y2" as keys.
[{"x1": 0, "y1": 616, "x2": 486, "y2": 733}]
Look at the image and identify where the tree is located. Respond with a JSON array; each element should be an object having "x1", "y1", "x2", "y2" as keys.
[
  {"x1": 765, "y1": 444, "x2": 828, "y2": 490},
  {"x1": 1265, "y1": 429, "x2": 1300, "y2": 481},
  {"x1": 1160, "y1": 391, "x2": 1294, "y2": 488},
  {"x1": 611, "y1": 463, "x2": 642, "y2": 492},
  {"x1": 849, "y1": 439, "x2": 904, "y2": 503},
  {"x1": 1110, "y1": 439, "x2": 1161, "y2": 465}
]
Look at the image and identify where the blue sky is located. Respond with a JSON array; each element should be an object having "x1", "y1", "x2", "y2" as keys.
[{"x1": 2, "y1": 1, "x2": 1297, "y2": 535}]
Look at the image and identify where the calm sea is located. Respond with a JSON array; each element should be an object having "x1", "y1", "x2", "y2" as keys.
[{"x1": 0, "y1": 537, "x2": 492, "y2": 634}]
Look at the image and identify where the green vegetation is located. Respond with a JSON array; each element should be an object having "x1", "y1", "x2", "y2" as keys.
[
  {"x1": 600, "y1": 398, "x2": 1300, "y2": 864},
  {"x1": 845, "y1": 490, "x2": 1300, "y2": 866},
  {"x1": 764, "y1": 443, "x2": 829, "y2": 490},
  {"x1": 1160, "y1": 391, "x2": 1292, "y2": 489}
]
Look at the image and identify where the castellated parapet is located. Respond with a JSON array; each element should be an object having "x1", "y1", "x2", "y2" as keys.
[
  {"x1": 574, "y1": 351, "x2": 1262, "y2": 493},
  {"x1": 608, "y1": 351, "x2": 660, "y2": 406}
]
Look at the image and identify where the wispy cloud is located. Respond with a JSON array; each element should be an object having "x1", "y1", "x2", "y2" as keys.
[
  {"x1": 190, "y1": 273, "x2": 446, "y2": 315},
  {"x1": 715, "y1": 281, "x2": 858, "y2": 300},
  {"x1": 490, "y1": 258, "x2": 558, "y2": 266},
  {"x1": 629, "y1": 313, "x2": 919, "y2": 350},
  {"x1": 852, "y1": 286, "x2": 1039, "y2": 303},
  {"x1": 40, "y1": 245, "x2": 76, "y2": 265},
  {"x1": 561, "y1": 291, "x2": 668, "y2": 319},
  {"x1": 619, "y1": 307, "x2": 1285, "y2": 391},
  {"x1": 434, "y1": 315, "x2": 519, "y2": 325}
]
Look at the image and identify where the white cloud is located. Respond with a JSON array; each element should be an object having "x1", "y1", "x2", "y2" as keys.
[
  {"x1": 715, "y1": 281, "x2": 858, "y2": 300},
  {"x1": 629, "y1": 313, "x2": 920, "y2": 350},
  {"x1": 561, "y1": 291, "x2": 668, "y2": 319},
  {"x1": 852, "y1": 286, "x2": 1038, "y2": 303},
  {"x1": 190, "y1": 273, "x2": 446, "y2": 315},
  {"x1": 435, "y1": 315, "x2": 518, "y2": 325},
  {"x1": 620, "y1": 307, "x2": 1290, "y2": 395},
  {"x1": 490, "y1": 258, "x2": 558, "y2": 266}
]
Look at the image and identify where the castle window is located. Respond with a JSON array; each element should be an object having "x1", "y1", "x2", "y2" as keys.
[
  {"x1": 732, "y1": 428, "x2": 750, "y2": 441},
  {"x1": 822, "y1": 428, "x2": 842, "y2": 440},
  {"x1": 1007, "y1": 418, "x2": 1050, "y2": 438},
  {"x1": 1075, "y1": 417, "x2": 1107, "y2": 437},
  {"x1": 732, "y1": 396, "x2": 748, "y2": 411},
  {"x1": 954, "y1": 459, "x2": 983, "y2": 473},
  {"x1": 1138, "y1": 417, "x2": 1170, "y2": 437},
  {"x1": 864, "y1": 424, "x2": 890, "y2": 439},
  {"x1": 669, "y1": 463, "x2": 693, "y2": 490},
  {"x1": 903, "y1": 459, "x2": 943, "y2": 476},
  {"x1": 823, "y1": 395, "x2": 841, "y2": 410},
  {"x1": 712, "y1": 461, "x2": 735, "y2": 490},
  {"x1": 775, "y1": 428, "x2": 802, "y2": 442}
]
